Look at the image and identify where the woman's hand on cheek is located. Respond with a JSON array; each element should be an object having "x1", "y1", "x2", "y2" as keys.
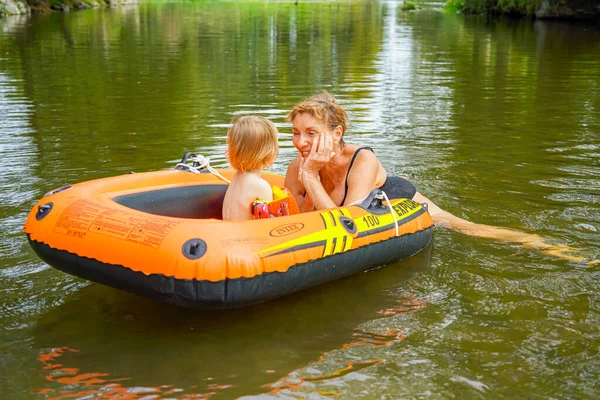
[
  {"x1": 297, "y1": 151, "x2": 318, "y2": 186},
  {"x1": 303, "y1": 132, "x2": 336, "y2": 177}
]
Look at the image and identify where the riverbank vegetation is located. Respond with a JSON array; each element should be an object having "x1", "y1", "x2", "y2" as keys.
[
  {"x1": 401, "y1": 1, "x2": 418, "y2": 11},
  {"x1": 0, "y1": 0, "x2": 133, "y2": 16},
  {"x1": 3, "y1": 0, "x2": 599, "y2": 19},
  {"x1": 445, "y1": 0, "x2": 600, "y2": 19}
]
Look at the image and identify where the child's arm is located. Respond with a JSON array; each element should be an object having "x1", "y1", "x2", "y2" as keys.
[{"x1": 254, "y1": 178, "x2": 274, "y2": 202}]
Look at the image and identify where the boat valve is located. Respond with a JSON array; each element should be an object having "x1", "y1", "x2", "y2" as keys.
[
  {"x1": 182, "y1": 238, "x2": 207, "y2": 260},
  {"x1": 36, "y1": 203, "x2": 53, "y2": 220},
  {"x1": 339, "y1": 216, "x2": 357, "y2": 235}
]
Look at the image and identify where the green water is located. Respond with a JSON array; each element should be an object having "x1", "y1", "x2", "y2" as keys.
[{"x1": 1, "y1": 1, "x2": 599, "y2": 398}]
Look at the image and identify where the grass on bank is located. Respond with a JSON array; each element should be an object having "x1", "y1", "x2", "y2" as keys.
[
  {"x1": 401, "y1": 1, "x2": 417, "y2": 11},
  {"x1": 444, "y1": 0, "x2": 544, "y2": 16}
]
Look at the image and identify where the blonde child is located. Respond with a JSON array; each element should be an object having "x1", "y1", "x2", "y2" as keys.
[{"x1": 222, "y1": 116, "x2": 279, "y2": 221}]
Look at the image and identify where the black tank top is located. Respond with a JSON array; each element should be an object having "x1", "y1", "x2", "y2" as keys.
[{"x1": 340, "y1": 147, "x2": 374, "y2": 206}]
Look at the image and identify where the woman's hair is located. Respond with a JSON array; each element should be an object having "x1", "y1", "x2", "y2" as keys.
[
  {"x1": 227, "y1": 116, "x2": 279, "y2": 172},
  {"x1": 287, "y1": 91, "x2": 348, "y2": 135}
]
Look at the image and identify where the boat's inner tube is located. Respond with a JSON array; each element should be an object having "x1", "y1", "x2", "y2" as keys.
[
  {"x1": 113, "y1": 184, "x2": 228, "y2": 219},
  {"x1": 112, "y1": 184, "x2": 416, "y2": 221},
  {"x1": 23, "y1": 166, "x2": 435, "y2": 309}
]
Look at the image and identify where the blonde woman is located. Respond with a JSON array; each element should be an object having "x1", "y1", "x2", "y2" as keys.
[{"x1": 284, "y1": 92, "x2": 586, "y2": 262}]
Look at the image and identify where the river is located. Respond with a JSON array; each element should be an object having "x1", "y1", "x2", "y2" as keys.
[{"x1": 1, "y1": 1, "x2": 599, "y2": 398}]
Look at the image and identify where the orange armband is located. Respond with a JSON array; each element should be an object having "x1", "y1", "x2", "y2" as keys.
[{"x1": 251, "y1": 187, "x2": 300, "y2": 219}]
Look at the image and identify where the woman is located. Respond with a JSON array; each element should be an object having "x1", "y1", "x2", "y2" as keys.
[{"x1": 284, "y1": 92, "x2": 586, "y2": 262}]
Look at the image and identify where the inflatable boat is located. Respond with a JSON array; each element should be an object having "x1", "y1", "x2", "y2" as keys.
[{"x1": 24, "y1": 154, "x2": 434, "y2": 309}]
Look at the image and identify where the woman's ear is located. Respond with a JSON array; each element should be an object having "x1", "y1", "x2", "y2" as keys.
[{"x1": 332, "y1": 125, "x2": 344, "y2": 143}]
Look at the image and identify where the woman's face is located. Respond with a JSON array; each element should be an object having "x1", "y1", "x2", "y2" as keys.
[{"x1": 291, "y1": 113, "x2": 330, "y2": 158}]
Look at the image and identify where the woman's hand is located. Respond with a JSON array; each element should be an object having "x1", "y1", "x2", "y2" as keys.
[
  {"x1": 294, "y1": 131, "x2": 339, "y2": 211},
  {"x1": 302, "y1": 132, "x2": 336, "y2": 180}
]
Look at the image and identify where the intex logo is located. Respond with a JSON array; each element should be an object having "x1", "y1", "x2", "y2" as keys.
[{"x1": 269, "y1": 223, "x2": 305, "y2": 237}]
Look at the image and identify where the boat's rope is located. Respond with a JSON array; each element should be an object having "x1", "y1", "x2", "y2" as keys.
[
  {"x1": 176, "y1": 154, "x2": 231, "y2": 184},
  {"x1": 378, "y1": 190, "x2": 399, "y2": 237}
]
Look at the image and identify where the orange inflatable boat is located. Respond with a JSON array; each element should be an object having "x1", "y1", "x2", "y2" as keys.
[{"x1": 24, "y1": 154, "x2": 434, "y2": 309}]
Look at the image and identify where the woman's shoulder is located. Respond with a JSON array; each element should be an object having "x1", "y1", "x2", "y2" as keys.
[
  {"x1": 286, "y1": 156, "x2": 306, "y2": 179},
  {"x1": 344, "y1": 144, "x2": 385, "y2": 184},
  {"x1": 287, "y1": 156, "x2": 301, "y2": 171},
  {"x1": 284, "y1": 157, "x2": 305, "y2": 195},
  {"x1": 343, "y1": 144, "x2": 378, "y2": 162}
]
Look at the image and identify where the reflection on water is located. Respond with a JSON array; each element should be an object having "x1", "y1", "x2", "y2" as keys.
[
  {"x1": 0, "y1": 72, "x2": 37, "y2": 257},
  {"x1": 30, "y1": 246, "x2": 432, "y2": 398},
  {"x1": 1, "y1": 1, "x2": 599, "y2": 398},
  {"x1": 36, "y1": 347, "x2": 234, "y2": 398}
]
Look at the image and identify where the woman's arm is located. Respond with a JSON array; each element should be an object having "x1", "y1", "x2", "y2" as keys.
[
  {"x1": 343, "y1": 151, "x2": 381, "y2": 206},
  {"x1": 301, "y1": 136, "x2": 381, "y2": 210},
  {"x1": 299, "y1": 132, "x2": 339, "y2": 211},
  {"x1": 284, "y1": 157, "x2": 312, "y2": 212},
  {"x1": 302, "y1": 173, "x2": 337, "y2": 210}
]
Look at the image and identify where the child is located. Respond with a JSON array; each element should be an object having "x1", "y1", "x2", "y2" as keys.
[{"x1": 222, "y1": 116, "x2": 279, "y2": 221}]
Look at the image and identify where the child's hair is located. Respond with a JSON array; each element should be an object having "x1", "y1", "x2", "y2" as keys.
[
  {"x1": 227, "y1": 116, "x2": 279, "y2": 172},
  {"x1": 287, "y1": 91, "x2": 348, "y2": 135}
]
